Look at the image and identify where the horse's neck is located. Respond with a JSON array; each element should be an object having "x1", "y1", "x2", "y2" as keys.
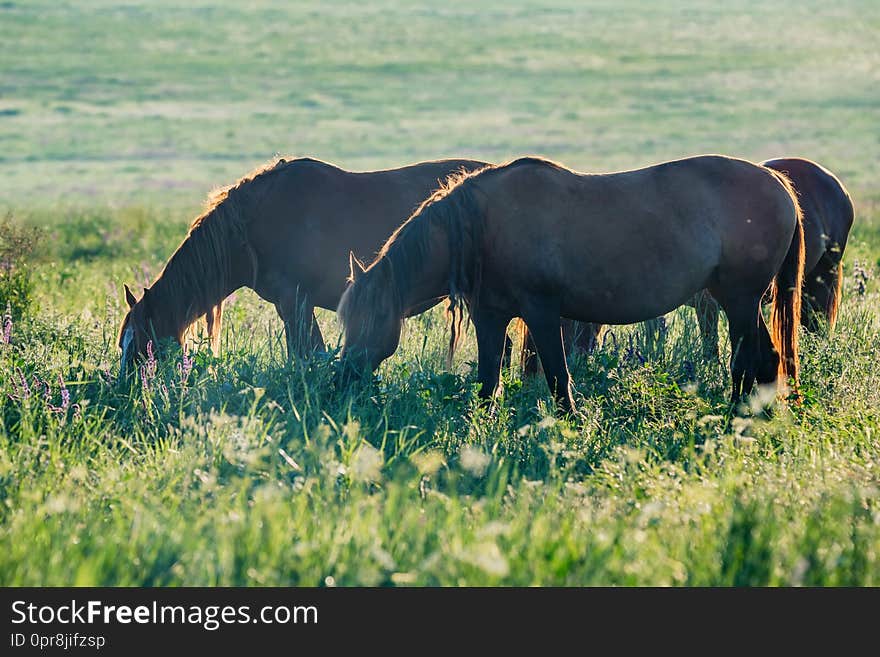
[
  {"x1": 147, "y1": 277, "x2": 215, "y2": 342},
  {"x1": 147, "y1": 229, "x2": 250, "y2": 341},
  {"x1": 390, "y1": 223, "x2": 454, "y2": 314}
]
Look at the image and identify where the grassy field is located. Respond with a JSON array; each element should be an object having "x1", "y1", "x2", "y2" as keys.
[{"x1": 1, "y1": 0, "x2": 879, "y2": 585}]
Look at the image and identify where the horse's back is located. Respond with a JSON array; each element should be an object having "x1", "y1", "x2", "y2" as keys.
[
  {"x1": 480, "y1": 154, "x2": 795, "y2": 233},
  {"x1": 762, "y1": 157, "x2": 854, "y2": 251},
  {"x1": 248, "y1": 156, "x2": 489, "y2": 309},
  {"x1": 473, "y1": 155, "x2": 798, "y2": 323}
]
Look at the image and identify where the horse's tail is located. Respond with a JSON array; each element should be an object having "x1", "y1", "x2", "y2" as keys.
[
  {"x1": 516, "y1": 319, "x2": 541, "y2": 376},
  {"x1": 205, "y1": 302, "x2": 223, "y2": 353},
  {"x1": 823, "y1": 190, "x2": 854, "y2": 333},
  {"x1": 768, "y1": 170, "x2": 805, "y2": 396},
  {"x1": 824, "y1": 256, "x2": 844, "y2": 332},
  {"x1": 516, "y1": 319, "x2": 527, "y2": 372}
]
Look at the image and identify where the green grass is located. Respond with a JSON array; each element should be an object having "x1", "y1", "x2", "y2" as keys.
[{"x1": 1, "y1": 0, "x2": 879, "y2": 585}]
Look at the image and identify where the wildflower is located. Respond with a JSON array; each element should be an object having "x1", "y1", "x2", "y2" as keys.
[
  {"x1": 2, "y1": 307, "x2": 11, "y2": 345},
  {"x1": 850, "y1": 260, "x2": 873, "y2": 296},
  {"x1": 31, "y1": 376, "x2": 50, "y2": 403},
  {"x1": 58, "y1": 375, "x2": 70, "y2": 411},
  {"x1": 624, "y1": 335, "x2": 646, "y2": 365},
  {"x1": 98, "y1": 364, "x2": 114, "y2": 385},
  {"x1": 460, "y1": 445, "x2": 491, "y2": 477},
  {"x1": 38, "y1": 375, "x2": 71, "y2": 414},
  {"x1": 177, "y1": 344, "x2": 194, "y2": 385},
  {"x1": 140, "y1": 263, "x2": 152, "y2": 289},
  {"x1": 140, "y1": 339, "x2": 157, "y2": 387},
  {"x1": 350, "y1": 443, "x2": 383, "y2": 483},
  {"x1": 19, "y1": 369, "x2": 30, "y2": 398},
  {"x1": 8, "y1": 367, "x2": 30, "y2": 402}
]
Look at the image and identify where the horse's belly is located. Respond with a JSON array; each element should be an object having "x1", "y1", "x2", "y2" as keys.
[{"x1": 561, "y1": 274, "x2": 710, "y2": 325}]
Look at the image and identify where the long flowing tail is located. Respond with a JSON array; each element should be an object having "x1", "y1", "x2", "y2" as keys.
[
  {"x1": 824, "y1": 257, "x2": 844, "y2": 331},
  {"x1": 517, "y1": 319, "x2": 540, "y2": 376},
  {"x1": 768, "y1": 170, "x2": 805, "y2": 396}
]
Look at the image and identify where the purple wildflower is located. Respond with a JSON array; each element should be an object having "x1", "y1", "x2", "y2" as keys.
[
  {"x1": 177, "y1": 344, "x2": 194, "y2": 385},
  {"x1": 58, "y1": 375, "x2": 70, "y2": 411},
  {"x1": 8, "y1": 367, "x2": 30, "y2": 402},
  {"x1": 99, "y1": 364, "x2": 114, "y2": 385},
  {"x1": 35, "y1": 377, "x2": 51, "y2": 402},
  {"x1": 140, "y1": 339, "x2": 157, "y2": 387},
  {"x1": 18, "y1": 369, "x2": 29, "y2": 398},
  {"x1": 624, "y1": 336, "x2": 646, "y2": 366}
]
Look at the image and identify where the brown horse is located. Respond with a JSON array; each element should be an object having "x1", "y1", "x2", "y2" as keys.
[
  {"x1": 522, "y1": 157, "x2": 853, "y2": 372},
  {"x1": 338, "y1": 155, "x2": 804, "y2": 414},
  {"x1": 117, "y1": 156, "x2": 488, "y2": 376}
]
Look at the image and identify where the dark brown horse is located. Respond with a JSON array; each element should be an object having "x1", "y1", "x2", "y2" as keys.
[
  {"x1": 118, "y1": 156, "x2": 488, "y2": 376},
  {"x1": 338, "y1": 155, "x2": 804, "y2": 414},
  {"x1": 521, "y1": 157, "x2": 853, "y2": 372}
]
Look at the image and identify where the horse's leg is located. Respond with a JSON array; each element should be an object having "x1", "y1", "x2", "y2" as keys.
[
  {"x1": 522, "y1": 305, "x2": 577, "y2": 415},
  {"x1": 276, "y1": 291, "x2": 322, "y2": 360},
  {"x1": 802, "y1": 249, "x2": 844, "y2": 333},
  {"x1": 694, "y1": 290, "x2": 720, "y2": 362},
  {"x1": 755, "y1": 315, "x2": 780, "y2": 388},
  {"x1": 718, "y1": 296, "x2": 761, "y2": 406},
  {"x1": 525, "y1": 320, "x2": 598, "y2": 379},
  {"x1": 472, "y1": 309, "x2": 512, "y2": 402}
]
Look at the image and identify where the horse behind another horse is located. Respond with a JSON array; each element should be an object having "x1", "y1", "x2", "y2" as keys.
[
  {"x1": 520, "y1": 156, "x2": 854, "y2": 375},
  {"x1": 339, "y1": 154, "x2": 804, "y2": 415}
]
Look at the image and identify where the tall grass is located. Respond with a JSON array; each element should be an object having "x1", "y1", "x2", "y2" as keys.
[
  {"x1": 1, "y1": 206, "x2": 878, "y2": 585},
  {"x1": 2, "y1": 0, "x2": 878, "y2": 586}
]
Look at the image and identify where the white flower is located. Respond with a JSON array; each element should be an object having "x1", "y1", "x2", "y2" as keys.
[
  {"x1": 351, "y1": 443, "x2": 383, "y2": 482},
  {"x1": 460, "y1": 445, "x2": 491, "y2": 477}
]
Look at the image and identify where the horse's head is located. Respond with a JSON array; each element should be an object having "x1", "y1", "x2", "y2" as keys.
[
  {"x1": 337, "y1": 252, "x2": 403, "y2": 378},
  {"x1": 117, "y1": 283, "x2": 178, "y2": 380}
]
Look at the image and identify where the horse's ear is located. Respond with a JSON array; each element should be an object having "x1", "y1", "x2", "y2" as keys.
[
  {"x1": 348, "y1": 251, "x2": 366, "y2": 282},
  {"x1": 123, "y1": 283, "x2": 138, "y2": 309}
]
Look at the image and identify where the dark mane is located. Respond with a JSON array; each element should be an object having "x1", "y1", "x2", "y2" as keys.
[
  {"x1": 146, "y1": 157, "x2": 310, "y2": 347},
  {"x1": 375, "y1": 156, "x2": 564, "y2": 297},
  {"x1": 338, "y1": 156, "x2": 570, "y2": 361},
  {"x1": 339, "y1": 163, "x2": 495, "y2": 361}
]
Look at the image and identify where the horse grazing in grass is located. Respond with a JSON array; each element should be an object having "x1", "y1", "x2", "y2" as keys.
[
  {"x1": 117, "y1": 156, "x2": 487, "y2": 377},
  {"x1": 520, "y1": 157, "x2": 853, "y2": 372},
  {"x1": 338, "y1": 155, "x2": 804, "y2": 415}
]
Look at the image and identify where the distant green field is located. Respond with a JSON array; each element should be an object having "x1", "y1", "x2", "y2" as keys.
[
  {"x1": 1, "y1": 1, "x2": 879, "y2": 585},
  {"x1": 3, "y1": 0, "x2": 879, "y2": 208}
]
